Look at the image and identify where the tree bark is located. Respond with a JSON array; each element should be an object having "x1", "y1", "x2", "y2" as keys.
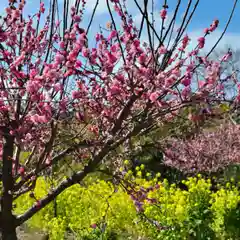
[{"x1": 1, "y1": 130, "x2": 17, "y2": 240}]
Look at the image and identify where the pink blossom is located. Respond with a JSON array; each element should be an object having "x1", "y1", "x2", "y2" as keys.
[
  {"x1": 220, "y1": 51, "x2": 232, "y2": 62},
  {"x1": 26, "y1": 81, "x2": 41, "y2": 94},
  {"x1": 197, "y1": 37, "x2": 205, "y2": 49},
  {"x1": 182, "y1": 35, "x2": 190, "y2": 49},
  {"x1": 75, "y1": 60, "x2": 82, "y2": 68},
  {"x1": 5, "y1": 7, "x2": 12, "y2": 15},
  {"x1": 68, "y1": 51, "x2": 78, "y2": 62},
  {"x1": 18, "y1": 167, "x2": 25, "y2": 175},
  {"x1": 198, "y1": 80, "x2": 206, "y2": 88},
  {"x1": 0, "y1": 106, "x2": 9, "y2": 112},
  {"x1": 90, "y1": 223, "x2": 97, "y2": 229},
  {"x1": 108, "y1": 30, "x2": 118, "y2": 41},
  {"x1": 181, "y1": 86, "x2": 191, "y2": 99},
  {"x1": 158, "y1": 46, "x2": 167, "y2": 54},
  {"x1": 40, "y1": 2, "x2": 45, "y2": 13},
  {"x1": 55, "y1": 20, "x2": 60, "y2": 27},
  {"x1": 29, "y1": 69, "x2": 38, "y2": 80},
  {"x1": 165, "y1": 77, "x2": 175, "y2": 87},
  {"x1": 110, "y1": 44, "x2": 118, "y2": 52},
  {"x1": 30, "y1": 114, "x2": 39, "y2": 124},
  {"x1": 204, "y1": 28, "x2": 209, "y2": 34},
  {"x1": 95, "y1": 33, "x2": 101, "y2": 42},
  {"x1": 149, "y1": 92, "x2": 159, "y2": 102},
  {"x1": 137, "y1": 53, "x2": 146, "y2": 64},
  {"x1": 55, "y1": 53, "x2": 65, "y2": 63},
  {"x1": 82, "y1": 47, "x2": 90, "y2": 57},
  {"x1": 160, "y1": 9, "x2": 167, "y2": 19},
  {"x1": 107, "y1": 52, "x2": 118, "y2": 64},
  {"x1": 54, "y1": 83, "x2": 63, "y2": 92},
  {"x1": 64, "y1": 69, "x2": 74, "y2": 77},
  {"x1": 38, "y1": 115, "x2": 49, "y2": 123},
  {"x1": 59, "y1": 98, "x2": 68, "y2": 112},
  {"x1": 133, "y1": 39, "x2": 140, "y2": 48},
  {"x1": 59, "y1": 41, "x2": 65, "y2": 49},
  {"x1": 73, "y1": 15, "x2": 81, "y2": 23},
  {"x1": 209, "y1": 19, "x2": 219, "y2": 32},
  {"x1": 25, "y1": 133, "x2": 32, "y2": 141},
  {"x1": 72, "y1": 90, "x2": 81, "y2": 99},
  {"x1": 108, "y1": 85, "x2": 121, "y2": 96},
  {"x1": 45, "y1": 157, "x2": 51, "y2": 165},
  {"x1": 181, "y1": 77, "x2": 191, "y2": 86}
]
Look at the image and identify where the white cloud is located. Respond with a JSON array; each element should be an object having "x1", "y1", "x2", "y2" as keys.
[
  {"x1": 84, "y1": 0, "x2": 146, "y2": 16},
  {"x1": 83, "y1": 0, "x2": 108, "y2": 15},
  {"x1": 64, "y1": 0, "x2": 111, "y2": 15}
]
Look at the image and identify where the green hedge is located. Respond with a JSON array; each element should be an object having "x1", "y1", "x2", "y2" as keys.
[{"x1": 14, "y1": 171, "x2": 240, "y2": 240}]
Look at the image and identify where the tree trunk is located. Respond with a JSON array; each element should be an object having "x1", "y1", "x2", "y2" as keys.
[{"x1": 1, "y1": 130, "x2": 17, "y2": 240}]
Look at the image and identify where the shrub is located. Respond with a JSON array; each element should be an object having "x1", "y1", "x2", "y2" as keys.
[{"x1": 14, "y1": 172, "x2": 240, "y2": 240}]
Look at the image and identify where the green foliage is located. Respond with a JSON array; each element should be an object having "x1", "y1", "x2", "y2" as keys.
[
  {"x1": 14, "y1": 177, "x2": 141, "y2": 240},
  {"x1": 144, "y1": 176, "x2": 215, "y2": 239},
  {"x1": 14, "y1": 173, "x2": 240, "y2": 240}
]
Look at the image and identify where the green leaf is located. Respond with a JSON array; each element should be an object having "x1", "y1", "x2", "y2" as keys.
[{"x1": 219, "y1": 103, "x2": 230, "y2": 112}]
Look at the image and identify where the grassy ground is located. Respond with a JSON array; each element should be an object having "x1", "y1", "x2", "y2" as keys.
[{"x1": 17, "y1": 224, "x2": 49, "y2": 240}]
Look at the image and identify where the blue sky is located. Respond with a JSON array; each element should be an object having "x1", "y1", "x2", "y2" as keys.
[
  {"x1": 0, "y1": 0, "x2": 240, "y2": 51},
  {"x1": 188, "y1": 0, "x2": 240, "y2": 33}
]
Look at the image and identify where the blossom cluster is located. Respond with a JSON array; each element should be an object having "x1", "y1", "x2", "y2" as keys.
[
  {"x1": 0, "y1": 0, "x2": 236, "y2": 181},
  {"x1": 164, "y1": 124, "x2": 240, "y2": 172}
]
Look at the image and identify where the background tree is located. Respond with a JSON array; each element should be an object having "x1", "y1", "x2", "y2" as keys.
[{"x1": 164, "y1": 123, "x2": 240, "y2": 173}]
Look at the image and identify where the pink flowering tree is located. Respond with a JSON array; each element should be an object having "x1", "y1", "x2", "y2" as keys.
[
  {"x1": 164, "y1": 123, "x2": 240, "y2": 173},
  {"x1": 0, "y1": 0, "x2": 238, "y2": 238}
]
